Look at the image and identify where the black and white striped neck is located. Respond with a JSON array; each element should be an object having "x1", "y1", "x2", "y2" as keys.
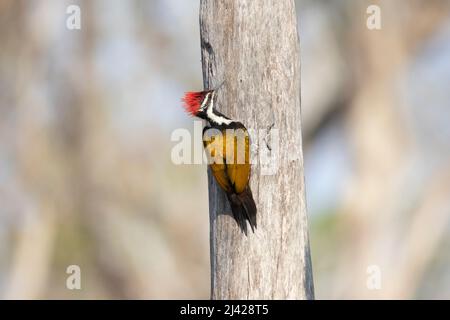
[
  {"x1": 206, "y1": 108, "x2": 233, "y2": 126},
  {"x1": 204, "y1": 92, "x2": 233, "y2": 126}
]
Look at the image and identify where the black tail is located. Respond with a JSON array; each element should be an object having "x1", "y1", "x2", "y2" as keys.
[{"x1": 227, "y1": 187, "x2": 257, "y2": 235}]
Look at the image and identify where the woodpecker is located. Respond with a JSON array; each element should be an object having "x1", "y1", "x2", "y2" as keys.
[{"x1": 182, "y1": 86, "x2": 257, "y2": 234}]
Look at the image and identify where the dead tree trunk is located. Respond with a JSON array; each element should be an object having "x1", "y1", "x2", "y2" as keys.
[{"x1": 200, "y1": 0, "x2": 314, "y2": 299}]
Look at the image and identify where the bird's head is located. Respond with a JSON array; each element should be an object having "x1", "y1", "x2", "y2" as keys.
[
  {"x1": 182, "y1": 81, "x2": 225, "y2": 120},
  {"x1": 182, "y1": 89, "x2": 214, "y2": 119}
]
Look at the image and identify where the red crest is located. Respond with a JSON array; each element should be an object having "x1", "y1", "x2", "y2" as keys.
[{"x1": 182, "y1": 91, "x2": 208, "y2": 116}]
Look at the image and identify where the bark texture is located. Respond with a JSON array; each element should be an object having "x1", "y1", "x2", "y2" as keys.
[{"x1": 200, "y1": 0, "x2": 314, "y2": 299}]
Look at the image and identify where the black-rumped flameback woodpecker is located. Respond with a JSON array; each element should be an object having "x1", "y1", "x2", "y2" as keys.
[{"x1": 182, "y1": 87, "x2": 257, "y2": 234}]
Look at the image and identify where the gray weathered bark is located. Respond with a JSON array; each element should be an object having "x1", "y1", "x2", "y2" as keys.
[{"x1": 200, "y1": 0, "x2": 314, "y2": 299}]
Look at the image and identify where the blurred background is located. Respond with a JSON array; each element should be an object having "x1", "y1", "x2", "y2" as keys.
[{"x1": 0, "y1": 0, "x2": 449, "y2": 299}]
